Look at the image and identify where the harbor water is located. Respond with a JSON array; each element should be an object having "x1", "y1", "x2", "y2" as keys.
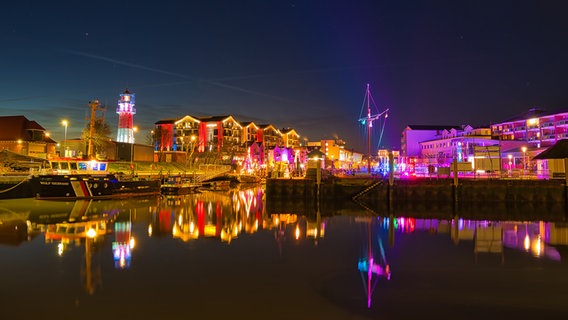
[{"x1": 1, "y1": 186, "x2": 567, "y2": 319}]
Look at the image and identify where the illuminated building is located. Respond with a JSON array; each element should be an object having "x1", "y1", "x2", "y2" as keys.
[
  {"x1": 491, "y1": 107, "x2": 568, "y2": 148},
  {"x1": 280, "y1": 128, "x2": 300, "y2": 148},
  {"x1": 153, "y1": 115, "x2": 304, "y2": 168},
  {"x1": 419, "y1": 126, "x2": 496, "y2": 165},
  {"x1": 401, "y1": 125, "x2": 463, "y2": 157},
  {"x1": 116, "y1": 89, "x2": 136, "y2": 143},
  {"x1": 197, "y1": 115, "x2": 242, "y2": 152},
  {"x1": 257, "y1": 124, "x2": 282, "y2": 148}
]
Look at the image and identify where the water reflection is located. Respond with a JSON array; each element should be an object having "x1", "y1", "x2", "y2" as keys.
[
  {"x1": 356, "y1": 217, "x2": 391, "y2": 309},
  {"x1": 1, "y1": 189, "x2": 568, "y2": 317},
  {"x1": 151, "y1": 186, "x2": 265, "y2": 243}
]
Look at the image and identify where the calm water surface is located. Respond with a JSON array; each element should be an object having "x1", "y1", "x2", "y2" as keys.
[{"x1": 1, "y1": 186, "x2": 567, "y2": 319}]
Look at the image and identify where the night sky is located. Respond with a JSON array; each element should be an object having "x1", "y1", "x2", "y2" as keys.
[{"x1": 2, "y1": 0, "x2": 568, "y2": 152}]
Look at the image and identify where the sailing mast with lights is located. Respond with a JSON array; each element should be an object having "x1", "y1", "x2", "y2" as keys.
[{"x1": 358, "y1": 84, "x2": 389, "y2": 173}]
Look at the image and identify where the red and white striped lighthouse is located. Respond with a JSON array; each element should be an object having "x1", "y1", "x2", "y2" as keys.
[{"x1": 116, "y1": 89, "x2": 136, "y2": 143}]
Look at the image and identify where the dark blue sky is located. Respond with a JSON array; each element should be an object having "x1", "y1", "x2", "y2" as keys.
[{"x1": 2, "y1": 0, "x2": 568, "y2": 152}]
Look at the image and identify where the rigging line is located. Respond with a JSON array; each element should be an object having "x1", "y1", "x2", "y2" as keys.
[
  {"x1": 368, "y1": 89, "x2": 381, "y2": 114},
  {"x1": 378, "y1": 236, "x2": 388, "y2": 265},
  {"x1": 377, "y1": 116, "x2": 387, "y2": 147},
  {"x1": 0, "y1": 178, "x2": 28, "y2": 193}
]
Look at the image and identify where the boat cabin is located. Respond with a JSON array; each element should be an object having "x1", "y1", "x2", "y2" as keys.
[{"x1": 44, "y1": 160, "x2": 109, "y2": 175}]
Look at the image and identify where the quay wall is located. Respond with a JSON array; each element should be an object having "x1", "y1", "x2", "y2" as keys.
[{"x1": 265, "y1": 178, "x2": 568, "y2": 220}]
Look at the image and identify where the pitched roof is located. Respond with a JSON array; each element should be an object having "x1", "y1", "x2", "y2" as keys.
[
  {"x1": 198, "y1": 115, "x2": 232, "y2": 122},
  {"x1": 0, "y1": 115, "x2": 46, "y2": 140},
  {"x1": 498, "y1": 107, "x2": 568, "y2": 123},
  {"x1": 155, "y1": 119, "x2": 177, "y2": 125},
  {"x1": 533, "y1": 139, "x2": 568, "y2": 160}
]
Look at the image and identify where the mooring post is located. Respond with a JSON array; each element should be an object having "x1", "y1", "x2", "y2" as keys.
[
  {"x1": 564, "y1": 158, "x2": 568, "y2": 217},
  {"x1": 388, "y1": 152, "x2": 394, "y2": 210}
]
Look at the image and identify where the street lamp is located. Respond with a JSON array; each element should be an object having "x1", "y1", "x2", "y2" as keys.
[
  {"x1": 521, "y1": 146, "x2": 527, "y2": 177},
  {"x1": 131, "y1": 126, "x2": 138, "y2": 172},
  {"x1": 184, "y1": 135, "x2": 196, "y2": 168},
  {"x1": 508, "y1": 154, "x2": 513, "y2": 177},
  {"x1": 61, "y1": 120, "x2": 68, "y2": 158}
]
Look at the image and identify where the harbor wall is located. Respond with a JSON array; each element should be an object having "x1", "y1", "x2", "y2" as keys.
[{"x1": 265, "y1": 177, "x2": 568, "y2": 220}]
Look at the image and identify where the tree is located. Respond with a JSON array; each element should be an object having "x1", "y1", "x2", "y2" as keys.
[
  {"x1": 82, "y1": 119, "x2": 112, "y2": 159},
  {"x1": 153, "y1": 125, "x2": 173, "y2": 162}
]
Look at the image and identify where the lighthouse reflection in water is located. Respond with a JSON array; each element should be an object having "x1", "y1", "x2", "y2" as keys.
[{"x1": 2, "y1": 185, "x2": 568, "y2": 318}]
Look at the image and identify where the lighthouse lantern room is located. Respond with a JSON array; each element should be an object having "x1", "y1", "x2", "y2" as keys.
[{"x1": 116, "y1": 89, "x2": 136, "y2": 143}]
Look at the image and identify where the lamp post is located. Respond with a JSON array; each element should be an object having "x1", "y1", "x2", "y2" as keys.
[
  {"x1": 61, "y1": 120, "x2": 68, "y2": 158},
  {"x1": 508, "y1": 154, "x2": 513, "y2": 177},
  {"x1": 521, "y1": 146, "x2": 527, "y2": 177},
  {"x1": 185, "y1": 135, "x2": 196, "y2": 168},
  {"x1": 131, "y1": 126, "x2": 138, "y2": 173}
]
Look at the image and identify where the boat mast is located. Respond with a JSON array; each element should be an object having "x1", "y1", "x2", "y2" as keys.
[
  {"x1": 358, "y1": 84, "x2": 389, "y2": 174},
  {"x1": 366, "y1": 85, "x2": 372, "y2": 174},
  {"x1": 87, "y1": 100, "x2": 104, "y2": 159}
]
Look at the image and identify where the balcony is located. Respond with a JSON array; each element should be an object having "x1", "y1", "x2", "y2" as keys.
[
  {"x1": 556, "y1": 120, "x2": 568, "y2": 126},
  {"x1": 541, "y1": 122, "x2": 554, "y2": 128},
  {"x1": 542, "y1": 134, "x2": 555, "y2": 140},
  {"x1": 514, "y1": 126, "x2": 526, "y2": 131}
]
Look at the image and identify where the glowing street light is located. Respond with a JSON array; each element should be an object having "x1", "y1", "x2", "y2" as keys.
[{"x1": 61, "y1": 120, "x2": 68, "y2": 157}]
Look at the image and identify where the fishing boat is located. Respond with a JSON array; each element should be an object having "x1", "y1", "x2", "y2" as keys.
[
  {"x1": 161, "y1": 175, "x2": 201, "y2": 195},
  {"x1": 29, "y1": 159, "x2": 161, "y2": 200}
]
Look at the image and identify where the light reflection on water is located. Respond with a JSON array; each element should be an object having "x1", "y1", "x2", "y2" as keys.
[{"x1": 1, "y1": 186, "x2": 567, "y2": 319}]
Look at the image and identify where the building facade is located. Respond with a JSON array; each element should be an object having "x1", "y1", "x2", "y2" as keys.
[
  {"x1": 401, "y1": 125, "x2": 463, "y2": 157},
  {"x1": 0, "y1": 115, "x2": 57, "y2": 159},
  {"x1": 491, "y1": 107, "x2": 568, "y2": 148}
]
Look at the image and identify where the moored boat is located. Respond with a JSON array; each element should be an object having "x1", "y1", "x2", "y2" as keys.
[
  {"x1": 161, "y1": 175, "x2": 201, "y2": 195},
  {"x1": 29, "y1": 160, "x2": 161, "y2": 200}
]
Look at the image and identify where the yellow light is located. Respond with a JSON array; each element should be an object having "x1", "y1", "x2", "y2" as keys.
[
  {"x1": 524, "y1": 234, "x2": 530, "y2": 251},
  {"x1": 148, "y1": 224, "x2": 153, "y2": 236},
  {"x1": 527, "y1": 118, "x2": 538, "y2": 126},
  {"x1": 86, "y1": 228, "x2": 97, "y2": 238},
  {"x1": 295, "y1": 226, "x2": 300, "y2": 239},
  {"x1": 129, "y1": 237, "x2": 136, "y2": 249},
  {"x1": 57, "y1": 243, "x2": 64, "y2": 256}
]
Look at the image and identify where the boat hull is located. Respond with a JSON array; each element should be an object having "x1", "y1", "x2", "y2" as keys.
[{"x1": 29, "y1": 174, "x2": 161, "y2": 200}]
